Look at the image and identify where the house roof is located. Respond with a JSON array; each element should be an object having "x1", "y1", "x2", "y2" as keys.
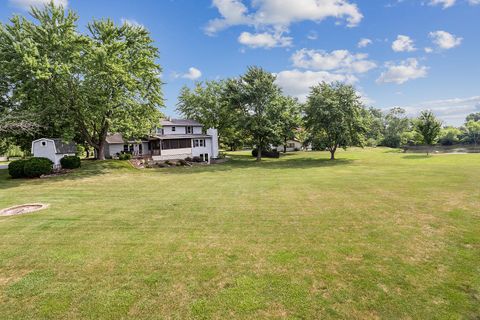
[
  {"x1": 151, "y1": 134, "x2": 211, "y2": 140},
  {"x1": 34, "y1": 138, "x2": 77, "y2": 154},
  {"x1": 106, "y1": 133, "x2": 125, "y2": 144},
  {"x1": 160, "y1": 119, "x2": 203, "y2": 126}
]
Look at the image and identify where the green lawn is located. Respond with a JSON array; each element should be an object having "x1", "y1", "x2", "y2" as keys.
[{"x1": 0, "y1": 148, "x2": 479, "y2": 319}]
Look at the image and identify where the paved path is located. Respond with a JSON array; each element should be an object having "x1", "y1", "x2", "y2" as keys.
[{"x1": 0, "y1": 165, "x2": 8, "y2": 170}]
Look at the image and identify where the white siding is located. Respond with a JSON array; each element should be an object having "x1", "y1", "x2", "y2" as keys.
[
  {"x1": 105, "y1": 144, "x2": 124, "y2": 158},
  {"x1": 193, "y1": 126, "x2": 202, "y2": 134}
]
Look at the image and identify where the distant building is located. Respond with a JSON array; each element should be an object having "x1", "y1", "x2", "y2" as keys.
[
  {"x1": 31, "y1": 138, "x2": 76, "y2": 167},
  {"x1": 104, "y1": 119, "x2": 219, "y2": 163}
]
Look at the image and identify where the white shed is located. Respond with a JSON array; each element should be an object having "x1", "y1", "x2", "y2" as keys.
[{"x1": 31, "y1": 138, "x2": 77, "y2": 167}]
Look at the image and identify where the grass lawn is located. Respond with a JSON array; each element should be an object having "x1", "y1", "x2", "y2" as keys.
[{"x1": 0, "y1": 148, "x2": 479, "y2": 319}]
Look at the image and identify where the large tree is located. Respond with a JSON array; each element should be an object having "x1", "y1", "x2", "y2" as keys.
[
  {"x1": 382, "y1": 107, "x2": 410, "y2": 148},
  {"x1": 414, "y1": 110, "x2": 442, "y2": 155},
  {"x1": 177, "y1": 80, "x2": 244, "y2": 150},
  {"x1": 304, "y1": 82, "x2": 367, "y2": 160},
  {"x1": 465, "y1": 120, "x2": 480, "y2": 148},
  {"x1": 278, "y1": 96, "x2": 301, "y2": 153},
  {"x1": 225, "y1": 66, "x2": 283, "y2": 161},
  {"x1": 0, "y1": 3, "x2": 163, "y2": 159}
]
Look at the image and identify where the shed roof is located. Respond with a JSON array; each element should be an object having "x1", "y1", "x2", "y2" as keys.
[
  {"x1": 106, "y1": 133, "x2": 125, "y2": 144},
  {"x1": 52, "y1": 139, "x2": 77, "y2": 154}
]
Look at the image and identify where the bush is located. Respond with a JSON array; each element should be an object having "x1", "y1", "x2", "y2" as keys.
[
  {"x1": 118, "y1": 153, "x2": 132, "y2": 160},
  {"x1": 8, "y1": 159, "x2": 27, "y2": 178},
  {"x1": 251, "y1": 149, "x2": 280, "y2": 158},
  {"x1": 23, "y1": 158, "x2": 53, "y2": 178},
  {"x1": 192, "y1": 156, "x2": 202, "y2": 163},
  {"x1": 60, "y1": 156, "x2": 81, "y2": 169},
  {"x1": 185, "y1": 157, "x2": 192, "y2": 162}
]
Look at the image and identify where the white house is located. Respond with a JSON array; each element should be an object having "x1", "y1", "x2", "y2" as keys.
[
  {"x1": 104, "y1": 119, "x2": 219, "y2": 163},
  {"x1": 31, "y1": 138, "x2": 77, "y2": 167},
  {"x1": 273, "y1": 139, "x2": 303, "y2": 152}
]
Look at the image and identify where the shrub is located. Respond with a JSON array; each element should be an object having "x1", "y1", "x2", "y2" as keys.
[
  {"x1": 23, "y1": 157, "x2": 53, "y2": 178},
  {"x1": 118, "y1": 153, "x2": 132, "y2": 160},
  {"x1": 60, "y1": 156, "x2": 81, "y2": 169},
  {"x1": 165, "y1": 160, "x2": 174, "y2": 166},
  {"x1": 178, "y1": 159, "x2": 189, "y2": 166},
  {"x1": 8, "y1": 159, "x2": 27, "y2": 179},
  {"x1": 192, "y1": 156, "x2": 202, "y2": 163},
  {"x1": 185, "y1": 157, "x2": 192, "y2": 162},
  {"x1": 251, "y1": 149, "x2": 280, "y2": 158}
]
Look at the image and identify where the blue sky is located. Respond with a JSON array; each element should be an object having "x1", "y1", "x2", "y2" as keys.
[{"x1": 1, "y1": 0, "x2": 479, "y2": 125}]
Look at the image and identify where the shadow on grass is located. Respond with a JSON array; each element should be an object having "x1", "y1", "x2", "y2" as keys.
[
  {"x1": 154, "y1": 155, "x2": 354, "y2": 175},
  {"x1": 0, "y1": 160, "x2": 134, "y2": 190},
  {"x1": 402, "y1": 154, "x2": 431, "y2": 159}
]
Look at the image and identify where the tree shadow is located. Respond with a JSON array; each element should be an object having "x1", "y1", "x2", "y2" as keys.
[
  {"x1": 0, "y1": 160, "x2": 134, "y2": 190},
  {"x1": 402, "y1": 154, "x2": 430, "y2": 159},
  {"x1": 153, "y1": 155, "x2": 354, "y2": 175}
]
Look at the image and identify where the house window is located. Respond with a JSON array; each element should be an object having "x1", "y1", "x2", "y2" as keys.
[
  {"x1": 172, "y1": 126, "x2": 176, "y2": 132},
  {"x1": 123, "y1": 144, "x2": 129, "y2": 152},
  {"x1": 41, "y1": 141, "x2": 46, "y2": 146},
  {"x1": 200, "y1": 139, "x2": 204, "y2": 147},
  {"x1": 186, "y1": 126, "x2": 192, "y2": 134},
  {"x1": 161, "y1": 139, "x2": 192, "y2": 150},
  {"x1": 194, "y1": 139, "x2": 199, "y2": 147}
]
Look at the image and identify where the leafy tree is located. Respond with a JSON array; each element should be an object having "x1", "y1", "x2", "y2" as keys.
[
  {"x1": 466, "y1": 112, "x2": 480, "y2": 122},
  {"x1": 0, "y1": 3, "x2": 163, "y2": 159},
  {"x1": 465, "y1": 120, "x2": 480, "y2": 148},
  {"x1": 177, "y1": 80, "x2": 244, "y2": 150},
  {"x1": 304, "y1": 82, "x2": 367, "y2": 160},
  {"x1": 438, "y1": 126, "x2": 462, "y2": 146},
  {"x1": 363, "y1": 107, "x2": 384, "y2": 147},
  {"x1": 382, "y1": 107, "x2": 410, "y2": 148},
  {"x1": 414, "y1": 110, "x2": 442, "y2": 155},
  {"x1": 278, "y1": 96, "x2": 301, "y2": 153},
  {"x1": 225, "y1": 66, "x2": 283, "y2": 161}
]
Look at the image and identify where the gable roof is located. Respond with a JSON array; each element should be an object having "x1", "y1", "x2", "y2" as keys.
[
  {"x1": 106, "y1": 133, "x2": 125, "y2": 144},
  {"x1": 160, "y1": 119, "x2": 203, "y2": 126},
  {"x1": 52, "y1": 139, "x2": 77, "y2": 154}
]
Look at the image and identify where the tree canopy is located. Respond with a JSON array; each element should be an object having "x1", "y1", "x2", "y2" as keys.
[
  {"x1": 0, "y1": 3, "x2": 163, "y2": 159},
  {"x1": 414, "y1": 110, "x2": 442, "y2": 154},
  {"x1": 304, "y1": 82, "x2": 367, "y2": 160},
  {"x1": 224, "y1": 66, "x2": 284, "y2": 161}
]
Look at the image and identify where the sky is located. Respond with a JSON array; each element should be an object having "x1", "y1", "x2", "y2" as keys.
[{"x1": 1, "y1": 0, "x2": 479, "y2": 126}]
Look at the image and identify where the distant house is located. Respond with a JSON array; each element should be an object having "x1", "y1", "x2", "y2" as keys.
[
  {"x1": 104, "y1": 119, "x2": 219, "y2": 163},
  {"x1": 272, "y1": 139, "x2": 303, "y2": 152},
  {"x1": 31, "y1": 138, "x2": 76, "y2": 167}
]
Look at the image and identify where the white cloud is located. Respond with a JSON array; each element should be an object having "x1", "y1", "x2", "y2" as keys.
[
  {"x1": 275, "y1": 69, "x2": 358, "y2": 102},
  {"x1": 469, "y1": 0, "x2": 480, "y2": 4},
  {"x1": 398, "y1": 96, "x2": 480, "y2": 125},
  {"x1": 205, "y1": 0, "x2": 363, "y2": 36},
  {"x1": 429, "y1": 30, "x2": 462, "y2": 50},
  {"x1": 424, "y1": 47, "x2": 433, "y2": 53},
  {"x1": 391, "y1": 35, "x2": 416, "y2": 52},
  {"x1": 121, "y1": 18, "x2": 144, "y2": 28},
  {"x1": 9, "y1": 0, "x2": 67, "y2": 9},
  {"x1": 291, "y1": 49, "x2": 376, "y2": 74},
  {"x1": 429, "y1": 0, "x2": 456, "y2": 8},
  {"x1": 357, "y1": 38, "x2": 372, "y2": 48},
  {"x1": 377, "y1": 58, "x2": 428, "y2": 84},
  {"x1": 181, "y1": 67, "x2": 202, "y2": 80},
  {"x1": 238, "y1": 31, "x2": 292, "y2": 48}
]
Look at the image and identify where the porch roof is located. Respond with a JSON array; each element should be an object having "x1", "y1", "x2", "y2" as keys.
[{"x1": 150, "y1": 134, "x2": 211, "y2": 140}]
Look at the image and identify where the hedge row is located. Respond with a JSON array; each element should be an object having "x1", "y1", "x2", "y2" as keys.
[
  {"x1": 60, "y1": 156, "x2": 81, "y2": 169},
  {"x1": 8, "y1": 157, "x2": 53, "y2": 178},
  {"x1": 251, "y1": 149, "x2": 280, "y2": 158}
]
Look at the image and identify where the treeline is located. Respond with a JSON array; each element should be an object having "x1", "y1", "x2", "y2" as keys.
[{"x1": 178, "y1": 67, "x2": 480, "y2": 160}]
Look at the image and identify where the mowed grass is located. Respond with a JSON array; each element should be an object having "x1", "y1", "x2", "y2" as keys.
[{"x1": 0, "y1": 148, "x2": 479, "y2": 319}]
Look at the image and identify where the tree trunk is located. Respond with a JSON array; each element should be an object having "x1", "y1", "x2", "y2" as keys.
[
  {"x1": 329, "y1": 146, "x2": 337, "y2": 160},
  {"x1": 85, "y1": 147, "x2": 90, "y2": 159},
  {"x1": 256, "y1": 146, "x2": 262, "y2": 162},
  {"x1": 330, "y1": 150, "x2": 335, "y2": 160},
  {"x1": 97, "y1": 139, "x2": 106, "y2": 160},
  {"x1": 283, "y1": 137, "x2": 287, "y2": 153}
]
